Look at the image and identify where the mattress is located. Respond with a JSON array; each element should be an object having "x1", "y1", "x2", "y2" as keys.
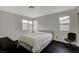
[{"x1": 18, "y1": 32, "x2": 53, "y2": 53}]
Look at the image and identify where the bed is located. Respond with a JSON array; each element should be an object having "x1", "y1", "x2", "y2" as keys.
[{"x1": 18, "y1": 31, "x2": 54, "y2": 53}]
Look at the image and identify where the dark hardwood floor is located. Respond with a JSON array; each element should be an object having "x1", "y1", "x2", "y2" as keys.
[
  {"x1": 41, "y1": 41, "x2": 79, "y2": 53},
  {"x1": 0, "y1": 40, "x2": 79, "y2": 53}
]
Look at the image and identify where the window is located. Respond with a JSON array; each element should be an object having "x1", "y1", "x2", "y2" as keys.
[
  {"x1": 28, "y1": 21, "x2": 33, "y2": 32},
  {"x1": 60, "y1": 25, "x2": 70, "y2": 31},
  {"x1": 34, "y1": 20, "x2": 38, "y2": 32},
  {"x1": 22, "y1": 20, "x2": 28, "y2": 30},
  {"x1": 59, "y1": 16, "x2": 70, "y2": 24},
  {"x1": 22, "y1": 19, "x2": 38, "y2": 32},
  {"x1": 59, "y1": 16, "x2": 70, "y2": 31}
]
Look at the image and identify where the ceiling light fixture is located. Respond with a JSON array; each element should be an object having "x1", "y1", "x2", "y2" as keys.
[{"x1": 28, "y1": 6, "x2": 35, "y2": 9}]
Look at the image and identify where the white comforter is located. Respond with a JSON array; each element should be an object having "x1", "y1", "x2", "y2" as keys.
[{"x1": 18, "y1": 32, "x2": 53, "y2": 52}]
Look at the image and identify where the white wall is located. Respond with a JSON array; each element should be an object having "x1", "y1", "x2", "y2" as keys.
[
  {"x1": 0, "y1": 11, "x2": 30, "y2": 41},
  {"x1": 76, "y1": 14, "x2": 79, "y2": 46},
  {"x1": 37, "y1": 9, "x2": 78, "y2": 45}
]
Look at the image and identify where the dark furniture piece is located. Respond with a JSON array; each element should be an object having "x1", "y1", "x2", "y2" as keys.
[
  {"x1": 64, "y1": 33, "x2": 77, "y2": 47},
  {"x1": 0, "y1": 37, "x2": 16, "y2": 53}
]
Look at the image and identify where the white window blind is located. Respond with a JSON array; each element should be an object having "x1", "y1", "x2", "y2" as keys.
[
  {"x1": 59, "y1": 16, "x2": 70, "y2": 31},
  {"x1": 34, "y1": 20, "x2": 38, "y2": 32},
  {"x1": 22, "y1": 20, "x2": 28, "y2": 30},
  {"x1": 22, "y1": 19, "x2": 38, "y2": 32},
  {"x1": 59, "y1": 16, "x2": 70, "y2": 24}
]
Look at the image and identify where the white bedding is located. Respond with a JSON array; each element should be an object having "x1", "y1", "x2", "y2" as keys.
[{"x1": 18, "y1": 32, "x2": 53, "y2": 52}]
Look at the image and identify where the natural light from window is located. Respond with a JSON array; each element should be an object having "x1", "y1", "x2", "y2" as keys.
[
  {"x1": 22, "y1": 19, "x2": 38, "y2": 32},
  {"x1": 59, "y1": 16, "x2": 70, "y2": 24},
  {"x1": 59, "y1": 16, "x2": 70, "y2": 31},
  {"x1": 34, "y1": 20, "x2": 38, "y2": 32},
  {"x1": 22, "y1": 20, "x2": 28, "y2": 30}
]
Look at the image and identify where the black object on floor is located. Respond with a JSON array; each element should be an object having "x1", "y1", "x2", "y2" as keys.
[
  {"x1": 0, "y1": 37, "x2": 16, "y2": 53},
  {"x1": 64, "y1": 32, "x2": 76, "y2": 47},
  {"x1": 0, "y1": 37, "x2": 15, "y2": 49},
  {"x1": 0, "y1": 40, "x2": 79, "y2": 53}
]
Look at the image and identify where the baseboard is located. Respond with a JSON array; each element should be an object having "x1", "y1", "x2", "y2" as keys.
[{"x1": 53, "y1": 40, "x2": 66, "y2": 44}]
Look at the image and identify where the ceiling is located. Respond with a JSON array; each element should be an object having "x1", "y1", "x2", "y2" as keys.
[{"x1": 0, "y1": 6, "x2": 77, "y2": 18}]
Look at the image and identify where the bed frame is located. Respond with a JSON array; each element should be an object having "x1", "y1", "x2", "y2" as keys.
[{"x1": 18, "y1": 30, "x2": 54, "y2": 53}]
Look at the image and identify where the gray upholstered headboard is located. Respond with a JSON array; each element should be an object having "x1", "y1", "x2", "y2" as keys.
[{"x1": 38, "y1": 30, "x2": 54, "y2": 39}]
